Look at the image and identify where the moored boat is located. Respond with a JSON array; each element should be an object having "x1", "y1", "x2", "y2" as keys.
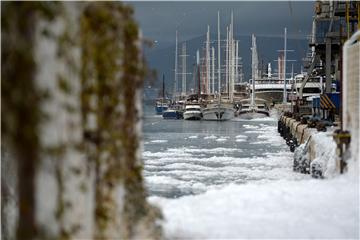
[
  {"x1": 162, "y1": 109, "x2": 183, "y2": 119},
  {"x1": 237, "y1": 98, "x2": 269, "y2": 119},
  {"x1": 155, "y1": 74, "x2": 169, "y2": 115},
  {"x1": 155, "y1": 99, "x2": 169, "y2": 115},
  {"x1": 183, "y1": 104, "x2": 202, "y2": 120},
  {"x1": 202, "y1": 102, "x2": 235, "y2": 121},
  {"x1": 162, "y1": 104, "x2": 183, "y2": 119},
  {"x1": 237, "y1": 35, "x2": 269, "y2": 119}
]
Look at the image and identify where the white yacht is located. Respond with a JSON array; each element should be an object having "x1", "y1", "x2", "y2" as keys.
[
  {"x1": 237, "y1": 35, "x2": 269, "y2": 119},
  {"x1": 252, "y1": 79, "x2": 288, "y2": 104},
  {"x1": 202, "y1": 101, "x2": 235, "y2": 121},
  {"x1": 253, "y1": 74, "x2": 322, "y2": 104},
  {"x1": 237, "y1": 98, "x2": 269, "y2": 119},
  {"x1": 183, "y1": 104, "x2": 202, "y2": 120}
]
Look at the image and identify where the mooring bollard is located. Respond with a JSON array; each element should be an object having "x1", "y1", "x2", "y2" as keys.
[{"x1": 333, "y1": 130, "x2": 351, "y2": 174}]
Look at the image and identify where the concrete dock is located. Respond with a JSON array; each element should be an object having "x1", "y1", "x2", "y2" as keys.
[{"x1": 278, "y1": 116, "x2": 339, "y2": 178}]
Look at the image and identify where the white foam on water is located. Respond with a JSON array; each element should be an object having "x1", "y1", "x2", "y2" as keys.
[
  {"x1": 216, "y1": 138, "x2": 228, "y2": 142},
  {"x1": 149, "y1": 175, "x2": 358, "y2": 239},
  {"x1": 143, "y1": 151, "x2": 193, "y2": 158},
  {"x1": 145, "y1": 175, "x2": 184, "y2": 186},
  {"x1": 142, "y1": 114, "x2": 360, "y2": 239},
  {"x1": 144, "y1": 166, "x2": 306, "y2": 186},
  {"x1": 150, "y1": 139, "x2": 168, "y2": 143},
  {"x1": 244, "y1": 130, "x2": 265, "y2": 134},
  {"x1": 248, "y1": 116, "x2": 276, "y2": 121},
  {"x1": 182, "y1": 147, "x2": 240, "y2": 153},
  {"x1": 251, "y1": 125, "x2": 284, "y2": 147},
  {"x1": 243, "y1": 124, "x2": 259, "y2": 129},
  {"x1": 188, "y1": 135, "x2": 198, "y2": 139},
  {"x1": 235, "y1": 134, "x2": 248, "y2": 139},
  {"x1": 165, "y1": 147, "x2": 240, "y2": 154},
  {"x1": 249, "y1": 141, "x2": 282, "y2": 147},
  {"x1": 144, "y1": 116, "x2": 302, "y2": 199},
  {"x1": 257, "y1": 135, "x2": 269, "y2": 139},
  {"x1": 204, "y1": 135, "x2": 217, "y2": 139},
  {"x1": 144, "y1": 148, "x2": 242, "y2": 165},
  {"x1": 145, "y1": 158, "x2": 195, "y2": 166},
  {"x1": 145, "y1": 149, "x2": 292, "y2": 170},
  {"x1": 161, "y1": 163, "x2": 212, "y2": 171}
]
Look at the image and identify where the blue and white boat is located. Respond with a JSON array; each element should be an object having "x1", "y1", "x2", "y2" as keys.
[
  {"x1": 155, "y1": 99, "x2": 169, "y2": 115},
  {"x1": 162, "y1": 103, "x2": 183, "y2": 119},
  {"x1": 155, "y1": 74, "x2": 169, "y2": 115},
  {"x1": 162, "y1": 109, "x2": 183, "y2": 119}
]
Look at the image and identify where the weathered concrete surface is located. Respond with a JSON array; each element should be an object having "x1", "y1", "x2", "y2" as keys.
[{"x1": 280, "y1": 116, "x2": 338, "y2": 166}]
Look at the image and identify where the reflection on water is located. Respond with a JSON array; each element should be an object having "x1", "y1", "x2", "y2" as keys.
[{"x1": 142, "y1": 113, "x2": 306, "y2": 198}]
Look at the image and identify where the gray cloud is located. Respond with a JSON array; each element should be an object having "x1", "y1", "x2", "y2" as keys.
[{"x1": 127, "y1": 1, "x2": 314, "y2": 47}]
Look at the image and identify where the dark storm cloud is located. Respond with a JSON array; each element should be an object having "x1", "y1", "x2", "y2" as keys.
[{"x1": 127, "y1": 1, "x2": 314, "y2": 47}]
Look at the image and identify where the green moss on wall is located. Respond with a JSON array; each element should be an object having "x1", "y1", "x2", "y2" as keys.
[{"x1": 80, "y1": 3, "x2": 161, "y2": 239}]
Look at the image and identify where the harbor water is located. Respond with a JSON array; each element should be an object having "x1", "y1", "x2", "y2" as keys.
[{"x1": 142, "y1": 109, "x2": 307, "y2": 198}]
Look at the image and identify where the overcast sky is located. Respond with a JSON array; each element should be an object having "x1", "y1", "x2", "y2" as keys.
[{"x1": 127, "y1": 1, "x2": 314, "y2": 48}]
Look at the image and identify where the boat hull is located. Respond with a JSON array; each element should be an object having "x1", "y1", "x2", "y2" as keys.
[
  {"x1": 155, "y1": 106, "x2": 168, "y2": 115},
  {"x1": 237, "y1": 109, "x2": 269, "y2": 119},
  {"x1": 202, "y1": 107, "x2": 235, "y2": 121},
  {"x1": 183, "y1": 111, "x2": 202, "y2": 120},
  {"x1": 162, "y1": 110, "x2": 183, "y2": 119},
  {"x1": 255, "y1": 91, "x2": 283, "y2": 104}
]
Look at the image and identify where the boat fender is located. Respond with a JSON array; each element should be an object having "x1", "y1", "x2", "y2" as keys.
[
  {"x1": 289, "y1": 137, "x2": 296, "y2": 152},
  {"x1": 277, "y1": 120, "x2": 282, "y2": 133}
]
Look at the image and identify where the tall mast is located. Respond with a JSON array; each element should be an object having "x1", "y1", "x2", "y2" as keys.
[
  {"x1": 251, "y1": 34, "x2": 258, "y2": 106},
  {"x1": 229, "y1": 25, "x2": 232, "y2": 99},
  {"x1": 290, "y1": 63, "x2": 295, "y2": 106},
  {"x1": 225, "y1": 26, "x2": 229, "y2": 94},
  {"x1": 229, "y1": 11, "x2": 234, "y2": 101},
  {"x1": 212, "y1": 47, "x2": 215, "y2": 94},
  {"x1": 162, "y1": 73, "x2": 165, "y2": 99},
  {"x1": 181, "y1": 42, "x2": 187, "y2": 96},
  {"x1": 231, "y1": 11, "x2": 234, "y2": 40},
  {"x1": 174, "y1": 31, "x2": 178, "y2": 97},
  {"x1": 206, "y1": 25, "x2": 210, "y2": 94},
  {"x1": 217, "y1": 11, "x2": 221, "y2": 95},
  {"x1": 268, "y1": 62, "x2": 272, "y2": 79},
  {"x1": 235, "y1": 40, "x2": 239, "y2": 84},
  {"x1": 197, "y1": 49, "x2": 201, "y2": 96},
  {"x1": 283, "y1": 27, "x2": 287, "y2": 104}
]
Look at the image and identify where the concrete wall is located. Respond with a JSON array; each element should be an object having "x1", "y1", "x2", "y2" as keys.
[
  {"x1": 343, "y1": 31, "x2": 360, "y2": 163},
  {"x1": 280, "y1": 116, "x2": 338, "y2": 177}
]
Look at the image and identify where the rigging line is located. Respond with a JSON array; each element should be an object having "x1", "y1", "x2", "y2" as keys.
[{"x1": 327, "y1": 2, "x2": 336, "y2": 34}]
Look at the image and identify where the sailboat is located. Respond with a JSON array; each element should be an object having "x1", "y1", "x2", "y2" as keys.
[
  {"x1": 202, "y1": 100, "x2": 235, "y2": 120},
  {"x1": 238, "y1": 35, "x2": 269, "y2": 119},
  {"x1": 202, "y1": 11, "x2": 235, "y2": 121},
  {"x1": 162, "y1": 32, "x2": 184, "y2": 119},
  {"x1": 155, "y1": 74, "x2": 170, "y2": 115}
]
